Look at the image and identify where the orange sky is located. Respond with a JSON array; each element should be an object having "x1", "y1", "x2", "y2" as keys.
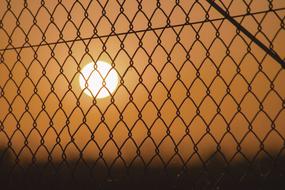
[{"x1": 0, "y1": 0, "x2": 285, "y2": 166}]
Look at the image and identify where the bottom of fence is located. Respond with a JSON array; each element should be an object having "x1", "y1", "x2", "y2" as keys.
[{"x1": 1, "y1": 150, "x2": 285, "y2": 190}]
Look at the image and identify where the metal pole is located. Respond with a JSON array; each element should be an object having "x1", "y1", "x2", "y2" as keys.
[{"x1": 206, "y1": 0, "x2": 285, "y2": 69}]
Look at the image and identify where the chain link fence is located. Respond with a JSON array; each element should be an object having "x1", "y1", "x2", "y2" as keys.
[{"x1": 1, "y1": 0, "x2": 285, "y2": 189}]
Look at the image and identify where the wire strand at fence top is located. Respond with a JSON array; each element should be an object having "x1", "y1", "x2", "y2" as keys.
[{"x1": 0, "y1": 7, "x2": 284, "y2": 52}]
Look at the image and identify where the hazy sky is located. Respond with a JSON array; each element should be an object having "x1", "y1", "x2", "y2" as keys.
[{"x1": 0, "y1": 0, "x2": 285, "y2": 167}]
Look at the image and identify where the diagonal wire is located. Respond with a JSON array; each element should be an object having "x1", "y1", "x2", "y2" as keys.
[
  {"x1": 206, "y1": 0, "x2": 285, "y2": 68},
  {"x1": 0, "y1": 7, "x2": 285, "y2": 52}
]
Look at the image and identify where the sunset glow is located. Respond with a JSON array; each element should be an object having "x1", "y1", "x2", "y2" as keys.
[{"x1": 79, "y1": 61, "x2": 119, "y2": 98}]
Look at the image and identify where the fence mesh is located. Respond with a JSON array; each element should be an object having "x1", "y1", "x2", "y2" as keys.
[{"x1": 1, "y1": 0, "x2": 285, "y2": 189}]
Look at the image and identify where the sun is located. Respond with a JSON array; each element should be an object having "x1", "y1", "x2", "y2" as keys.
[{"x1": 79, "y1": 61, "x2": 119, "y2": 98}]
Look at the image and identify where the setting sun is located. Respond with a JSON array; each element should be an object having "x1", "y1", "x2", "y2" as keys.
[
  {"x1": 79, "y1": 61, "x2": 119, "y2": 98},
  {"x1": 1, "y1": 0, "x2": 285, "y2": 189}
]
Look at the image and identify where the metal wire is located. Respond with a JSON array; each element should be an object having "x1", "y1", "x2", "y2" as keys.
[
  {"x1": 0, "y1": 0, "x2": 285, "y2": 189},
  {"x1": 206, "y1": 0, "x2": 285, "y2": 68},
  {"x1": 1, "y1": 6, "x2": 285, "y2": 52}
]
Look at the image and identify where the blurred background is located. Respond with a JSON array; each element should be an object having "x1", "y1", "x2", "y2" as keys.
[{"x1": 0, "y1": 0, "x2": 285, "y2": 189}]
